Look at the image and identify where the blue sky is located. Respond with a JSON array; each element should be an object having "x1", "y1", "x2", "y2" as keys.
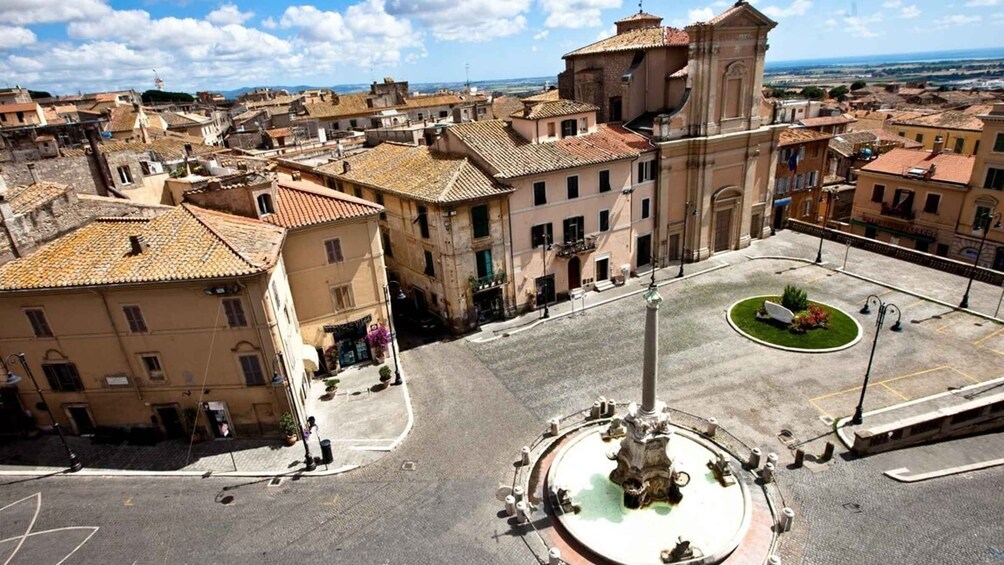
[{"x1": 0, "y1": 0, "x2": 1001, "y2": 94}]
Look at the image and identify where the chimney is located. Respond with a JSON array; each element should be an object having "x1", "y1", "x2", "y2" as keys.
[
  {"x1": 291, "y1": 171, "x2": 301, "y2": 181},
  {"x1": 342, "y1": 161, "x2": 351, "y2": 174},
  {"x1": 129, "y1": 234, "x2": 149, "y2": 255},
  {"x1": 27, "y1": 163, "x2": 40, "y2": 185},
  {"x1": 932, "y1": 136, "x2": 944, "y2": 155}
]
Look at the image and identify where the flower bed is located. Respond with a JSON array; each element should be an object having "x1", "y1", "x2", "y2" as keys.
[{"x1": 729, "y1": 296, "x2": 860, "y2": 351}]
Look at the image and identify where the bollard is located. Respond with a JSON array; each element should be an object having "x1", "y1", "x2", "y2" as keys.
[
  {"x1": 605, "y1": 400, "x2": 616, "y2": 418},
  {"x1": 767, "y1": 452, "x2": 778, "y2": 469},
  {"x1": 793, "y1": 448, "x2": 805, "y2": 468},
  {"x1": 598, "y1": 396, "x2": 607, "y2": 416},
  {"x1": 548, "y1": 547, "x2": 562, "y2": 565},
  {"x1": 548, "y1": 417, "x2": 560, "y2": 437},
  {"x1": 748, "y1": 447, "x2": 762, "y2": 469},
  {"x1": 706, "y1": 417, "x2": 718, "y2": 437},
  {"x1": 516, "y1": 501, "x2": 529, "y2": 525},
  {"x1": 762, "y1": 462, "x2": 775, "y2": 483},
  {"x1": 821, "y1": 441, "x2": 835, "y2": 462},
  {"x1": 521, "y1": 446, "x2": 531, "y2": 466},
  {"x1": 504, "y1": 495, "x2": 516, "y2": 517},
  {"x1": 780, "y1": 507, "x2": 795, "y2": 532},
  {"x1": 513, "y1": 486, "x2": 525, "y2": 503},
  {"x1": 768, "y1": 556, "x2": 781, "y2": 565},
  {"x1": 590, "y1": 401, "x2": 601, "y2": 419}
]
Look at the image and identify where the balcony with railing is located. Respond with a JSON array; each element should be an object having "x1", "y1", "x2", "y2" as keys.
[
  {"x1": 555, "y1": 235, "x2": 598, "y2": 258},
  {"x1": 880, "y1": 202, "x2": 915, "y2": 221},
  {"x1": 469, "y1": 270, "x2": 506, "y2": 293}
]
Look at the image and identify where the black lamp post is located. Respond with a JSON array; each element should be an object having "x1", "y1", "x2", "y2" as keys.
[
  {"x1": 271, "y1": 369, "x2": 314, "y2": 471},
  {"x1": 815, "y1": 191, "x2": 838, "y2": 264},
  {"x1": 384, "y1": 283, "x2": 405, "y2": 385},
  {"x1": 539, "y1": 232, "x2": 552, "y2": 319},
  {"x1": 677, "y1": 201, "x2": 696, "y2": 278},
  {"x1": 2, "y1": 353, "x2": 83, "y2": 472},
  {"x1": 851, "y1": 295, "x2": 903, "y2": 425},
  {"x1": 959, "y1": 210, "x2": 1002, "y2": 309}
]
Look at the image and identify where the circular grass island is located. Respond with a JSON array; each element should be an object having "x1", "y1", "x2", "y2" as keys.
[{"x1": 727, "y1": 296, "x2": 862, "y2": 353}]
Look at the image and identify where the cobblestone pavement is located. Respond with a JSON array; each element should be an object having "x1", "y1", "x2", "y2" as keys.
[{"x1": 2, "y1": 230, "x2": 1003, "y2": 564}]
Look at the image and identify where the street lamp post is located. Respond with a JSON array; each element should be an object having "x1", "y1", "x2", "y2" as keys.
[
  {"x1": 815, "y1": 191, "x2": 838, "y2": 264},
  {"x1": 1, "y1": 353, "x2": 83, "y2": 472},
  {"x1": 959, "y1": 211, "x2": 1002, "y2": 309},
  {"x1": 383, "y1": 284, "x2": 404, "y2": 385},
  {"x1": 271, "y1": 368, "x2": 315, "y2": 471},
  {"x1": 850, "y1": 296, "x2": 903, "y2": 425},
  {"x1": 539, "y1": 232, "x2": 552, "y2": 319},
  {"x1": 678, "y1": 201, "x2": 696, "y2": 278}
]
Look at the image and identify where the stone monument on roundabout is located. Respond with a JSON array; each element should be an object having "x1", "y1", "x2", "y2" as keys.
[{"x1": 527, "y1": 276, "x2": 779, "y2": 564}]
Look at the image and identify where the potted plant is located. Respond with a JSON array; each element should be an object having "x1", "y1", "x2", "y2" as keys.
[
  {"x1": 366, "y1": 325, "x2": 392, "y2": 364},
  {"x1": 279, "y1": 411, "x2": 298, "y2": 445},
  {"x1": 322, "y1": 378, "x2": 340, "y2": 400},
  {"x1": 378, "y1": 365, "x2": 392, "y2": 388}
]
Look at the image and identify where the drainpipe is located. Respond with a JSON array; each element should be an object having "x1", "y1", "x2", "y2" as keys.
[{"x1": 505, "y1": 195, "x2": 516, "y2": 316}]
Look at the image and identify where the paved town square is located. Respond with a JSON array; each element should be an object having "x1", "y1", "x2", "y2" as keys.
[{"x1": 3, "y1": 231, "x2": 1003, "y2": 564}]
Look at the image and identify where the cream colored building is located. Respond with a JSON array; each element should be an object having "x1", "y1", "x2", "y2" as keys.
[
  {"x1": 957, "y1": 104, "x2": 1004, "y2": 270},
  {"x1": 889, "y1": 105, "x2": 991, "y2": 157},
  {"x1": 316, "y1": 143, "x2": 513, "y2": 333},
  {"x1": 0, "y1": 204, "x2": 314, "y2": 439}
]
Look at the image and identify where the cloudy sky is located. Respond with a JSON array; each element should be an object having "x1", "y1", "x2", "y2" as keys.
[{"x1": 1, "y1": 0, "x2": 1002, "y2": 94}]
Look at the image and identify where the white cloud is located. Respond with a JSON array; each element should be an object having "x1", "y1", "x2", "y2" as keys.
[
  {"x1": 206, "y1": 4, "x2": 255, "y2": 26},
  {"x1": 596, "y1": 24, "x2": 616, "y2": 40},
  {"x1": 881, "y1": 0, "x2": 901, "y2": 7},
  {"x1": 823, "y1": 18, "x2": 837, "y2": 27},
  {"x1": 0, "y1": 26, "x2": 37, "y2": 49},
  {"x1": 761, "y1": 0, "x2": 812, "y2": 18},
  {"x1": 540, "y1": 0, "x2": 623, "y2": 29},
  {"x1": 934, "y1": 14, "x2": 980, "y2": 25},
  {"x1": 899, "y1": 5, "x2": 920, "y2": 17},
  {"x1": 0, "y1": 0, "x2": 111, "y2": 25},
  {"x1": 385, "y1": 0, "x2": 529, "y2": 41},
  {"x1": 689, "y1": 7, "x2": 715, "y2": 22},
  {"x1": 534, "y1": 30, "x2": 549, "y2": 40},
  {"x1": 965, "y1": 0, "x2": 1000, "y2": 5},
  {"x1": 844, "y1": 13, "x2": 884, "y2": 37}
]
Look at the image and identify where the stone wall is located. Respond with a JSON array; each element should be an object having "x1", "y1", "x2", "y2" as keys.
[{"x1": 0, "y1": 156, "x2": 104, "y2": 194}]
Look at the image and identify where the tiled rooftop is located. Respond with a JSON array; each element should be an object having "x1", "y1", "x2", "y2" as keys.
[
  {"x1": 4, "y1": 182, "x2": 70, "y2": 214},
  {"x1": 0, "y1": 204, "x2": 285, "y2": 291},
  {"x1": 161, "y1": 111, "x2": 211, "y2": 127},
  {"x1": 798, "y1": 114, "x2": 856, "y2": 128},
  {"x1": 510, "y1": 99, "x2": 599, "y2": 120},
  {"x1": 264, "y1": 174, "x2": 382, "y2": 229},
  {"x1": 61, "y1": 138, "x2": 224, "y2": 161},
  {"x1": 303, "y1": 92, "x2": 486, "y2": 120},
  {"x1": 891, "y1": 105, "x2": 992, "y2": 131},
  {"x1": 829, "y1": 130, "x2": 922, "y2": 157},
  {"x1": 779, "y1": 128, "x2": 832, "y2": 146},
  {"x1": 859, "y1": 148, "x2": 974, "y2": 186},
  {"x1": 317, "y1": 143, "x2": 512, "y2": 204},
  {"x1": 521, "y1": 90, "x2": 561, "y2": 103},
  {"x1": 563, "y1": 26, "x2": 688, "y2": 58},
  {"x1": 447, "y1": 120, "x2": 654, "y2": 179}
]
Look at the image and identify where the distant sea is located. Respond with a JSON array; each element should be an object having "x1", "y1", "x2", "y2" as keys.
[{"x1": 766, "y1": 46, "x2": 1004, "y2": 70}]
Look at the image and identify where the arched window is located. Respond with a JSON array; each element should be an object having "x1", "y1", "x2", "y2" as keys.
[{"x1": 257, "y1": 193, "x2": 275, "y2": 216}]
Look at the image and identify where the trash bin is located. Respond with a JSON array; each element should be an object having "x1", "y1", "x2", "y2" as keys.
[{"x1": 320, "y1": 439, "x2": 333, "y2": 464}]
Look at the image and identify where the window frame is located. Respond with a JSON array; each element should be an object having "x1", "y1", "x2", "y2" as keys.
[
  {"x1": 641, "y1": 197, "x2": 651, "y2": 220},
  {"x1": 116, "y1": 165, "x2": 133, "y2": 185},
  {"x1": 531, "y1": 223, "x2": 554, "y2": 248},
  {"x1": 993, "y1": 132, "x2": 1004, "y2": 153},
  {"x1": 330, "y1": 284, "x2": 355, "y2": 312},
  {"x1": 237, "y1": 353, "x2": 266, "y2": 386},
  {"x1": 566, "y1": 175, "x2": 579, "y2": 200},
  {"x1": 533, "y1": 181, "x2": 547, "y2": 206},
  {"x1": 923, "y1": 192, "x2": 941, "y2": 215},
  {"x1": 598, "y1": 169, "x2": 611, "y2": 193},
  {"x1": 471, "y1": 204, "x2": 490, "y2": 239},
  {"x1": 42, "y1": 362, "x2": 84, "y2": 392},
  {"x1": 24, "y1": 308, "x2": 53, "y2": 338},
  {"x1": 475, "y1": 249, "x2": 493, "y2": 279},
  {"x1": 599, "y1": 209, "x2": 610, "y2": 232},
  {"x1": 122, "y1": 305, "x2": 148, "y2": 333},
  {"x1": 424, "y1": 250, "x2": 435, "y2": 278},
  {"x1": 562, "y1": 216, "x2": 585, "y2": 244},
  {"x1": 417, "y1": 205, "x2": 430, "y2": 238},
  {"x1": 560, "y1": 118, "x2": 576, "y2": 138},
  {"x1": 139, "y1": 353, "x2": 166, "y2": 382},
  {"x1": 222, "y1": 298, "x2": 247, "y2": 327},
  {"x1": 871, "y1": 184, "x2": 885, "y2": 203},
  {"x1": 324, "y1": 238, "x2": 344, "y2": 264},
  {"x1": 985, "y1": 167, "x2": 1004, "y2": 191}
]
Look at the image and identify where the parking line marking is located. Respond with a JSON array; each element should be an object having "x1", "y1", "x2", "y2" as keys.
[
  {"x1": 949, "y1": 367, "x2": 981, "y2": 384},
  {"x1": 809, "y1": 397, "x2": 829, "y2": 416},
  {"x1": 806, "y1": 273, "x2": 830, "y2": 284},
  {"x1": 992, "y1": 349, "x2": 1004, "y2": 356},
  {"x1": 904, "y1": 298, "x2": 928, "y2": 309},
  {"x1": 974, "y1": 326, "x2": 1004, "y2": 346},
  {"x1": 881, "y1": 382, "x2": 910, "y2": 401},
  {"x1": 872, "y1": 366, "x2": 949, "y2": 387}
]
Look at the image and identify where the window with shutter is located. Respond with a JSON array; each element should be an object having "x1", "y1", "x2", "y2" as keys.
[
  {"x1": 324, "y1": 239, "x2": 344, "y2": 263},
  {"x1": 122, "y1": 305, "x2": 147, "y2": 333},
  {"x1": 25, "y1": 309, "x2": 53, "y2": 337},
  {"x1": 471, "y1": 205, "x2": 490, "y2": 238},
  {"x1": 42, "y1": 362, "x2": 83, "y2": 392},
  {"x1": 238, "y1": 354, "x2": 266, "y2": 386},
  {"x1": 222, "y1": 298, "x2": 247, "y2": 327}
]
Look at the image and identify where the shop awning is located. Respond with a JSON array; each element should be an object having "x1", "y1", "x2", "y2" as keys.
[
  {"x1": 773, "y1": 197, "x2": 792, "y2": 207},
  {"x1": 302, "y1": 343, "x2": 319, "y2": 373}
]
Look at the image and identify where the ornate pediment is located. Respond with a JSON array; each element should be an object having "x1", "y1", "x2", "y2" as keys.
[{"x1": 710, "y1": 2, "x2": 777, "y2": 29}]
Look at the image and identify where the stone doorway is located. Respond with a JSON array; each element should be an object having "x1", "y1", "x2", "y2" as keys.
[
  {"x1": 568, "y1": 256, "x2": 582, "y2": 290},
  {"x1": 714, "y1": 209, "x2": 733, "y2": 252}
]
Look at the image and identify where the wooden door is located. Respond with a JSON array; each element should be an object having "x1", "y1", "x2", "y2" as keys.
[{"x1": 714, "y1": 209, "x2": 732, "y2": 252}]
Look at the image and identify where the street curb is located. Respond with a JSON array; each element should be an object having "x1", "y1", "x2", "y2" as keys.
[
  {"x1": 0, "y1": 464, "x2": 361, "y2": 479},
  {"x1": 724, "y1": 297, "x2": 863, "y2": 354},
  {"x1": 884, "y1": 458, "x2": 1004, "y2": 483},
  {"x1": 469, "y1": 263, "x2": 731, "y2": 344}
]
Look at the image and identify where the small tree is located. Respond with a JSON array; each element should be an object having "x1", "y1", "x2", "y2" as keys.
[
  {"x1": 781, "y1": 285, "x2": 809, "y2": 313},
  {"x1": 828, "y1": 85, "x2": 849, "y2": 101},
  {"x1": 850, "y1": 80, "x2": 867, "y2": 91},
  {"x1": 800, "y1": 86, "x2": 826, "y2": 100}
]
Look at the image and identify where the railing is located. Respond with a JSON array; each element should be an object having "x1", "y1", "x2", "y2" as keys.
[
  {"x1": 555, "y1": 235, "x2": 597, "y2": 258},
  {"x1": 880, "y1": 202, "x2": 915, "y2": 221},
  {"x1": 469, "y1": 270, "x2": 506, "y2": 293}
]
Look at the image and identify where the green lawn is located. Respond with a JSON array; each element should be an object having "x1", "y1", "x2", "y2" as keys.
[{"x1": 729, "y1": 296, "x2": 859, "y2": 350}]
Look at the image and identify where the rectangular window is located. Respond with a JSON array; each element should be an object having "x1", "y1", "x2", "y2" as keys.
[
  {"x1": 42, "y1": 362, "x2": 83, "y2": 392},
  {"x1": 533, "y1": 181, "x2": 547, "y2": 206},
  {"x1": 222, "y1": 298, "x2": 247, "y2": 327},
  {"x1": 807, "y1": 171, "x2": 817, "y2": 187},
  {"x1": 994, "y1": 133, "x2": 1004, "y2": 153},
  {"x1": 375, "y1": 192, "x2": 386, "y2": 220},
  {"x1": 382, "y1": 229, "x2": 392, "y2": 257},
  {"x1": 985, "y1": 168, "x2": 1004, "y2": 191},
  {"x1": 560, "y1": 119, "x2": 576, "y2": 137},
  {"x1": 140, "y1": 354, "x2": 165, "y2": 381},
  {"x1": 471, "y1": 204, "x2": 490, "y2": 239},
  {"x1": 923, "y1": 193, "x2": 941, "y2": 214},
  {"x1": 793, "y1": 174, "x2": 804, "y2": 190},
  {"x1": 975, "y1": 205, "x2": 993, "y2": 227},
  {"x1": 122, "y1": 305, "x2": 147, "y2": 333},
  {"x1": 25, "y1": 308, "x2": 52, "y2": 337},
  {"x1": 353, "y1": 186, "x2": 363, "y2": 198},
  {"x1": 238, "y1": 354, "x2": 266, "y2": 386},
  {"x1": 547, "y1": 122, "x2": 556, "y2": 137},
  {"x1": 599, "y1": 210, "x2": 610, "y2": 232},
  {"x1": 599, "y1": 170, "x2": 611, "y2": 193},
  {"x1": 324, "y1": 238, "x2": 344, "y2": 263},
  {"x1": 953, "y1": 138, "x2": 965, "y2": 154},
  {"x1": 531, "y1": 223, "x2": 553, "y2": 248},
  {"x1": 562, "y1": 216, "x2": 585, "y2": 243},
  {"x1": 871, "y1": 184, "x2": 885, "y2": 203},
  {"x1": 417, "y1": 205, "x2": 430, "y2": 238},
  {"x1": 566, "y1": 176, "x2": 579, "y2": 199},
  {"x1": 915, "y1": 133, "x2": 924, "y2": 143},
  {"x1": 637, "y1": 161, "x2": 655, "y2": 183},
  {"x1": 641, "y1": 198, "x2": 650, "y2": 219},
  {"x1": 117, "y1": 165, "x2": 133, "y2": 185},
  {"x1": 330, "y1": 285, "x2": 354, "y2": 311},
  {"x1": 775, "y1": 176, "x2": 789, "y2": 196},
  {"x1": 349, "y1": 119, "x2": 357, "y2": 129},
  {"x1": 424, "y1": 250, "x2": 435, "y2": 277},
  {"x1": 802, "y1": 199, "x2": 811, "y2": 217},
  {"x1": 475, "y1": 249, "x2": 493, "y2": 279}
]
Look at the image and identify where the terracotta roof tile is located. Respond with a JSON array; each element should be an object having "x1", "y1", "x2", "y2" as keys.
[
  {"x1": 61, "y1": 138, "x2": 225, "y2": 161},
  {"x1": 0, "y1": 204, "x2": 284, "y2": 291},
  {"x1": 521, "y1": 90, "x2": 561, "y2": 103},
  {"x1": 798, "y1": 114, "x2": 856, "y2": 128},
  {"x1": 564, "y1": 26, "x2": 688, "y2": 58},
  {"x1": 4, "y1": 182, "x2": 70, "y2": 214},
  {"x1": 891, "y1": 105, "x2": 992, "y2": 131},
  {"x1": 317, "y1": 143, "x2": 512, "y2": 204},
  {"x1": 264, "y1": 174, "x2": 382, "y2": 229},
  {"x1": 491, "y1": 96, "x2": 525, "y2": 121},
  {"x1": 161, "y1": 111, "x2": 210, "y2": 127},
  {"x1": 446, "y1": 120, "x2": 654, "y2": 179},
  {"x1": 828, "y1": 130, "x2": 921, "y2": 157},
  {"x1": 860, "y1": 148, "x2": 974, "y2": 186},
  {"x1": 616, "y1": 11, "x2": 662, "y2": 23},
  {"x1": 779, "y1": 128, "x2": 832, "y2": 146},
  {"x1": 0, "y1": 102, "x2": 41, "y2": 113},
  {"x1": 510, "y1": 99, "x2": 599, "y2": 120},
  {"x1": 303, "y1": 92, "x2": 486, "y2": 120},
  {"x1": 266, "y1": 127, "x2": 293, "y2": 139}
]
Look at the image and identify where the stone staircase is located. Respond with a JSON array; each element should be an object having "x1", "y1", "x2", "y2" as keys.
[{"x1": 594, "y1": 279, "x2": 615, "y2": 292}]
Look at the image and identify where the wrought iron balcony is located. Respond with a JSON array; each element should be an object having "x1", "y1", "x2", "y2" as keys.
[
  {"x1": 469, "y1": 271, "x2": 506, "y2": 293},
  {"x1": 880, "y1": 203, "x2": 915, "y2": 221},
  {"x1": 555, "y1": 236, "x2": 597, "y2": 258}
]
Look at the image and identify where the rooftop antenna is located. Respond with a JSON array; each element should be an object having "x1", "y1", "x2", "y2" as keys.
[
  {"x1": 639, "y1": 0, "x2": 643, "y2": 13},
  {"x1": 153, "y1": 69, "x2": 164, "y2": 91},
  {"x1": 465, "y1": 63, "x2": 470, "y2": 90}
]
